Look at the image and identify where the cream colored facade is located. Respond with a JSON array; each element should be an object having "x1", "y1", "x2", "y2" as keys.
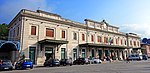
[{"x1": 8, "y1": 9, "x2": 141, "y2": 65}]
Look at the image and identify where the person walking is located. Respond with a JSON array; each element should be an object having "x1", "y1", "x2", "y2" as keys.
[{"x1": 126, "y1": 57, "x2": 130, "y2": 63}]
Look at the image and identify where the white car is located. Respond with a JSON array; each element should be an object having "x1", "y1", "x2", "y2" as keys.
[
  {"x1": 89, "y1": 57, "x2": 102, "y2": 64},
  {"x1": 94, "y1": 58, "x2": 102, "y2": 64}
]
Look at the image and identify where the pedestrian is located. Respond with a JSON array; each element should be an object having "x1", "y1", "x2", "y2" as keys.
[
  {"x1": 108, "y1": 56, "x2": 112, "y2": 63},
  {"x1": 126, "y1": 57, "x2": 130, "y2": 63}
]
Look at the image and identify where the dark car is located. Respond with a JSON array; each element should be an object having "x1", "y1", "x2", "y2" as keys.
[
  {"x1": 0, "y1": 60, "x2": 13, "y2": 71},
  {"x1": 44, "y1": 59, "x2": 60, "y2": 67},
  {"x1": 73, "y1": 58, "x2": 86, "y2": 65},
  {"x1": 142, "y1": 54, "x2": 148, "y2": 60},
  {"x1": 15, "y1": 58, "x2": 33, "y2": 69},
  {"x1": 127, "y1": 54, "x2": 141, "y2": 61},
  {"x1": 60, "y1": 59, "x2": 72, "y2": 66}
]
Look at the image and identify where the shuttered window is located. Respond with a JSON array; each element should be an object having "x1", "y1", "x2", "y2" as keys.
[
  {"x1": 97, "y1": 36, "x2": 101, "y2": 42},
  {"x1": 91, "y1": 35, "x2": 94, "y2": 42},
  {"x1": 31, "y1": 26, "x2": 36, "y2": 35},
  {"x1": 116, "y1": 39, "x2": 118, "y2": 44},
  {"x1": 125, "y1": 40, "x2": 127, "y2": 45},
  {"x1": 73, "y1": 32, "x2": 77, "y2": 40},
  {"x1": 82, "y1": 34, "x2": 85, "y2": 41},
  {"x1": 46, "y1": 28, "x2": 54, "y2": 37},
  {"x1": 130, "y1": 40, "x2": 132, "y2": 46},
  {"x1": 62, "y1": 30, "x2": 65, "y2": 38},
  {"x1": 134, "y1": 41, "x2": 136, "y2": 46}
]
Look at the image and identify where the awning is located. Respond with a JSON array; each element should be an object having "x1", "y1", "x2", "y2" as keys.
[
  {"x1": 133, "y1": 48, "x2": 141, "y2": 50},
  {"x1": 38, "y1": 39, "x2": 68, "y2": 44},
  {"x1": 79, "y1": 43, "x2": 130, "y2": 49}
]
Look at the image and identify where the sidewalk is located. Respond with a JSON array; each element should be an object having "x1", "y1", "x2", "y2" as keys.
[{"x1": 101, "y1": 60, "x2": 124, "y2": 64}]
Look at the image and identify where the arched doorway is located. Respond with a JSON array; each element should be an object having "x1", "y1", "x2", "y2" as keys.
[{"x1": 0, "y1": 42, "x2": 18, "y2": 63}]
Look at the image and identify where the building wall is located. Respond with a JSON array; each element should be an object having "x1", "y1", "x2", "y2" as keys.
[{"x1": 8, "y1": 9, "x2": 141, "y2": 65}]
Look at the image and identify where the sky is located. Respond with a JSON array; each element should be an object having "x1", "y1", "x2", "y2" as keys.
[{"x1": 0, "y1": 0, "x2": 150, "y2": 38}]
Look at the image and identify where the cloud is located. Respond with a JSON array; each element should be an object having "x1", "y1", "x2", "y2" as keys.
[
  {"x1": 0, "y1": 0, "x2": 51, "y2": 24},
  {"x1": 119, "y1": 24, "x2": 150, "y2": 38}
]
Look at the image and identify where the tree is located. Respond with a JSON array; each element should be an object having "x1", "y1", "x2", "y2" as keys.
[{"x1": 0, "y1": 23, "x2": 8, "y2": 40}]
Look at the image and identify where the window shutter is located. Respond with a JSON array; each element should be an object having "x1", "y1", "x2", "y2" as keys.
[
  {"x1": 46, "y1": 28, "x2": 54, "y2": 37},
  {"x1": 62, "y1": 30, "x2": 65, "y2": 38},
  {"x1": 31, "y1": 26, "x2": 36, "y2": 35}
]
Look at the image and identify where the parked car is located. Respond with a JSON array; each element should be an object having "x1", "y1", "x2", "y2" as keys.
[
  {"x1": 127, "y1": 54, "x2": 141, "y2": 61},
  {"x1": 73, "y1": 58, "x2": 86, "y2": 65},
  {"x1": 89, "y1": 57, "x2": 95, "y2": 64},
  {"x1": 0, "y1": 60, "x2": 13, "y2": 71},
  {"x1": 142, "y1": 54, "x2": 148, "y2": 60},
  {"x1": 93, "y1": 58, "x2": 102, "y2": 64},
  {"x1": 15, "y1": 58, "x2": 33, "y2": 69},
  {"x1": 44, "y1": 59, "x2": 60, "y2": 67},
  {"x1": 84, "y1": 58, "x2": 90, "y2": 64},
  {"x1": 89, "y1": 58, "x2": 102, "y2": 64},
  {"x1": 60, "y1": 59, "x2": 72, "y2": 66}
]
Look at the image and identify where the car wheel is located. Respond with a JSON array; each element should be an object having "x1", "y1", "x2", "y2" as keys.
[
  {"x1": 70, "y1": 64, "x2": 72, "y2": 66},
  {"x1": 15, "y1": 67, "x2": 18, "y2": 70},
  {"x1": 49, "y1": 64, "x2": 53, "y2": 67},
  {"x1": 30, "y1": 67, "x2": 33, "y2": 69},
  {"x1": 63, "y1": 63, "x2": 66, "y2": 66},
  {"x1": 81, "y1": 62, "x2": 84, "y2": 65},
  {"x1": 9, "y1": 68, "x2": 13, "y2": 71},
  {"x1": 22, "y1": 67, "x2": 26, "y2": 70}
]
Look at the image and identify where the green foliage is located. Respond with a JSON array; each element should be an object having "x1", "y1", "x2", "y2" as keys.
[{"x1": 0, "y1": 23, "x2": 8, "y2": 40}]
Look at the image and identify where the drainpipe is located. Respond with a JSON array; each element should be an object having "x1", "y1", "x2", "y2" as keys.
[
  {"x1": 126, "y1": 33, "x2": 130, "y2": 56},
  {"x1": 78, "y1": 29, "x2": 80, "y2": 58},
  {"x1": 20, "y1": 10, "x2": 25, "y2": 58}
]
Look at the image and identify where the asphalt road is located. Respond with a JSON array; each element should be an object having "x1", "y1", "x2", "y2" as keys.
[{"x1": 1, "y1": 60, "x2": 150, "y2": 73}]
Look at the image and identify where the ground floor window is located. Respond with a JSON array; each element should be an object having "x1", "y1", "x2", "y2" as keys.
[
  {"x1": 61, "y1": 48, "x2": 65, "y2": 59},
  {"x1": 73, "y1": 49, "x2": 77, "y2": 60},
  {"x1": 105, "y1": 50, "x2": 109, "y2": 57},
  {"x1": 29, "y1": 47, "x2": 36, "y2": 64},
  {"x1": 82, "y1": 49, "x2": 85, "y2": 58},
  {"x1": 91, "y1": 49, "x2": 94, "y2": 57},
  {"x1": 45, "y1": 47, "x2": 53, "y2": 60},
  {"x1": 98, "y1": 50, "x2": 102, "y2": 59}
]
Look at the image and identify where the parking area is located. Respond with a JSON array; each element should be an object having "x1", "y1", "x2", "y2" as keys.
[{"x1": 1, "y1": 60, "x2": 150, "y2": 73}]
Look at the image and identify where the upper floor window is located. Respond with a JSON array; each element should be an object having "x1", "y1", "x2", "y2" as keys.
[
  {"x1": 46, "y1": 28, "x2": 54, "y2": 37},
  {"x1": 13, "y1": 29, "x2": 15, "y2": 37},
  {"x1": 116, "y1": 38, "x2": 118, "y2": 44},
  {"x1": 82, "y1": 34, "x2": 85, "y2": 41},
  {"x1": 134, "y1": 41, "x2": 136, "y2": 46},
  {"x1": 130, "y1": 40, "x2": 132, "y2": 46},
  {"x1": 97, "y1": 36, "x2": 101, "y2": 42},
  {"x1": 31, "y1": 26, "x2": 36, "y2": 35},
  {"x1": 17, "y1": 26, "x2": 19, "y2": 36},
  {"x1": 73, "y1": 32, "x2": 77, "y2": 40},
  {"x1": 104, "y1": 37, "x2": 107, "y2": 43},
  {"x1": 125, "y1": 40, "x2": 127, "y2": 45},
  {"x1": 62, "y1": 30, "x2": 65, "y2": 38},
  {"x1": 91, "y1": 35, "x2": 94, "y2": 42}
]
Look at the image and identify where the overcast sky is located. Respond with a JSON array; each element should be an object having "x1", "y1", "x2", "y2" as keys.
[{"x1": 0, "y1": 0, "x2": 150, "y2": 38}]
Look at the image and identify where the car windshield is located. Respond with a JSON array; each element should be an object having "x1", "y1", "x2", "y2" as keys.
[
  {"x1": 131, "y1": 55, "x2": 135, "y2": 57},
  {"x1": 54, "y1": 59, "x2": 59, "y2": 61},
  {"x1": 2, "y1": 60, "x2": 11, "y2": 65},
  {"x1": 24, "y1": 59, "x2": 31, "y2": 62},
  {"x1": 135, "y1": 55, "x2": 139, "y2": 57}
]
